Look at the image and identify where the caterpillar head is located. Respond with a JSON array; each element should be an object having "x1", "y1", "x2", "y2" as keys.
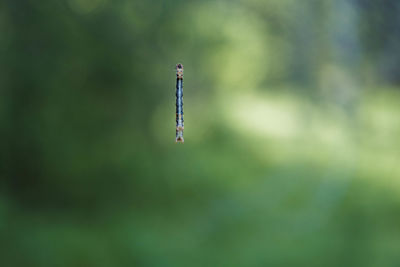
[{"x1": 176, "y1": 63, "x2": 184, "y2": 79}]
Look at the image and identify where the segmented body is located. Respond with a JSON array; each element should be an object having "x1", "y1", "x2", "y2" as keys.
[{"x1": 176, "y1": 64, "x2": 184, "y2": 143}]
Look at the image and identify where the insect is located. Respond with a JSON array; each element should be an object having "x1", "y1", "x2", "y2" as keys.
[{"x1": 176, "y1": 63, "x2": 184, "y2": 143}]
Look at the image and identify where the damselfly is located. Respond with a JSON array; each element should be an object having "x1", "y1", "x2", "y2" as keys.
[{"x1": 176, "y1": 63, "x2": 184, "y2": 143}]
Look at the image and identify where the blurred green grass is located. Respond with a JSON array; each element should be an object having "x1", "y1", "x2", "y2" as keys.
[{"x1": 1, "y1": 0, "x2": 400, "y2": 266}]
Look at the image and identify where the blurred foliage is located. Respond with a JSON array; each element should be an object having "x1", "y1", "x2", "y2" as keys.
[{"x1": 1, "y1": 0, "x2": 400, "y2": 266}]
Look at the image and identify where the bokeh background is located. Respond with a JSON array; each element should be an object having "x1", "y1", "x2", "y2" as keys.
[{"x1": 1, "y1": 0, "x2": 400, "y2": 266}]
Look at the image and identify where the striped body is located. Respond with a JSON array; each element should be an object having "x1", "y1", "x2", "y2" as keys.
[{"x1": 176, "y1": 64, "x2": 184, "y2": 143}]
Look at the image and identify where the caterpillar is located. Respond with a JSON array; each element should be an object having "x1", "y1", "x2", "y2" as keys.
[{"x1": 176, "y1": 63, "x2": 184, "y2": 143}]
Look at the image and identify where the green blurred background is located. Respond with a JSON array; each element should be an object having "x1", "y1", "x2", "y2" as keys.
[{"x1": 1, "y1": 0, "x2": 400, "y2": 266}]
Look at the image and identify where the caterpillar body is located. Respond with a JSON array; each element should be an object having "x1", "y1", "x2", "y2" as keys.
[{"x1": 176, "y1": 63, "x2": 184, "y2": 143}]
